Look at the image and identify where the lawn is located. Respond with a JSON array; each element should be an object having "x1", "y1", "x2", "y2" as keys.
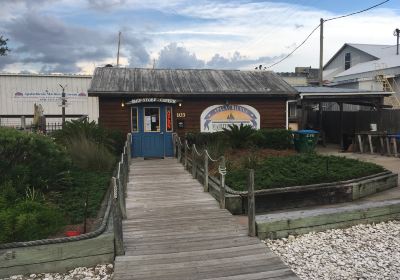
[{"x1": 225, "y1": 153, "x2": 385, "y2": 191}]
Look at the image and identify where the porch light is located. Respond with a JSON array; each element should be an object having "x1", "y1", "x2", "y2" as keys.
[
  {"x1": 178, "y1": 102, "x2": 182, "y2": 107},
  {"x1": 121, "y1": 101, "x2": 125, "y2": 108}
]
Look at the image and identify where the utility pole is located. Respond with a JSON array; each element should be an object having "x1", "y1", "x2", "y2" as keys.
[
  {"x1": 319, "y1": 18, "x2": 324, "y2": 86},
  {"x1": 117, "y1": 31, "x2": 121, "y2": 67},
  {"x1": 394, "y1": 28, "x2": 400, "y2": 55},
  {"x1": 59, "y1": 84, "x2": 67, "y2": 126}
]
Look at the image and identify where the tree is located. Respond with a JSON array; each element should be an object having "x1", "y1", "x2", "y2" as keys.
[{"x1": 0, "y1": 36, "x2": 10, "y2": 56}]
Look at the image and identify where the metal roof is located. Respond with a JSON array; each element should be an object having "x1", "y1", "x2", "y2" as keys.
[
  {"x1": 294, "y1": 86, "x2": 391, "y2": 97},
  {"x1": 88, "y1": 67, "x2": 297, "y2": 96}
]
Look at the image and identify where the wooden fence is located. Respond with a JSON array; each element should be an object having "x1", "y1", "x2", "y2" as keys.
[
  {"x1": 0, "y1": 133, "x2": 131, "y2": 278},
  {"x1": 174, "y1": 135, "x2": 256, "y2": 237},
  {"x1": 309, "y1": 109, "x2": 400, "y2": 143}
]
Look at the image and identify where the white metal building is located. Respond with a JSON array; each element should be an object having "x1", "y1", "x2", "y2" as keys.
[{"x1": 0, "y1": 73, "x2": 98, "y2": 126}]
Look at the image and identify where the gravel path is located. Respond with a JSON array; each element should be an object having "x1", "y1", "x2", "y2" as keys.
[
  {"x1": 264, "y1": 221, "x2": 400, "y2": 280},
  {"x1": 1, "y1": 264, "x2": 113, "y2": 280}
]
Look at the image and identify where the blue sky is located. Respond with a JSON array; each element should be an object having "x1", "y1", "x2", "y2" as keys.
[{"x1": 0, "y1": 0, "x2": 398, "y2": 74}]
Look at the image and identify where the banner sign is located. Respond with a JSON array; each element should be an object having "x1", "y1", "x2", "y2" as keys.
[
  {"x1": 14, "y1": 91, "x2": 87, "y2": 102},
  {"x1": 200, "y1": 104, "x2": 260, "y2": 132},
  {"x1": 127, "y1": 98, "x2": 178, "y2": 104}
]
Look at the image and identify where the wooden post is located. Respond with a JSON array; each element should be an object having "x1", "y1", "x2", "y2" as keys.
[
  {"x1": 386, "y1": 136, "x2": 391, "y2": 156},
  {"x1": 248, "y1": 169, "x2": 256, "y2": 237},
  {"x1": 392, "y1": 137, "x2": 397, "y2": 157},
  {"x1": 339, "y1": 102, "x2": 344, "y2": 150},
  {"x1": 184, "y1": 141, "x2": 188, "y2": 170},
  {"x1": 191, "y1": 144, "x2": 196, "y2": 179},
  {"x1": 20, "y1": 116, "x2": 26, "y2": 130},
  {"x1": 204, "y1": 152, "x2": 209, "y2": 192},
  {"x1": 112, "y1": 177, "x2": 124, "y2": 256},
  {"x1": 219, "y1": 156, "x2": 226, "y2": 209},
  {"x1": 368, "y1": 134, "x2": 374, "y2": 154},
  {"x1": 357, "y1": 134, "x2": 364, "y2": 153}
]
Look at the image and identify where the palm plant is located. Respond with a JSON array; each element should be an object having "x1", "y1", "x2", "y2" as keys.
[{"x1": 222, "y1": 124, "x2": 255, "y2": 149}]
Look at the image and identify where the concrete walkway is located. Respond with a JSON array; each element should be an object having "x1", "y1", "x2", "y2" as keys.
[{"x1": 113, "y1": 159, "x2": 298, "y2": 280}]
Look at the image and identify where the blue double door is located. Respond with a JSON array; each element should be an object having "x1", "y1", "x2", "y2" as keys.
[{"x1": 131, "y1": 103, "x2": 174, "y2": 158}]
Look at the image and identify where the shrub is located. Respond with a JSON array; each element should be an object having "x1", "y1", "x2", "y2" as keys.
[
  {"x1": 52, "y1": 119, "x2": 125, "y2": 155},
  {"x1": 66, "y1": 135, "x2": 116, "y2": 172},
  {"x1": 0, "y1": 127, "x2": 71, "y2": 194},
  {"x1": 222, "y1": 124, "x2": 256, "y2": 149},
  {"x1": 226, "y1": 154, "x2": 385, "y2": 191},
  {"x1": 250, "y1": 129, "x2": 293, "y2": 150},
  {"x1": 0, "y1": 200, "x2": 65, "y2": 243},
  {"x1": 48, "y1": 169, "x2": 111, "y2": 224},
  {"x1": 185, "y1": 131, "x2": 225, "y2": 148}
]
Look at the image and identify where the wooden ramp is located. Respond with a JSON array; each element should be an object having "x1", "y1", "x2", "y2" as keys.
[{"x1": 114, "y1": 159, "x2": 298, "y2": 280}]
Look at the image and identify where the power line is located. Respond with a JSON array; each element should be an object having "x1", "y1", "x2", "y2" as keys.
[
  {"x1": 264, "y1": 0, "x2": 390, "y2": 69},
  {"x1": 265, "y1": 24, "x2": 320, "y2": 69},
  {"x1": 324, "y1": 0, "x2": 389, "y2": 22}
]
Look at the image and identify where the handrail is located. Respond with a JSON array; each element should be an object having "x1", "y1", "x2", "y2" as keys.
[{"x1": 174, "y1": 135, "x2": 227, "y2": 209}]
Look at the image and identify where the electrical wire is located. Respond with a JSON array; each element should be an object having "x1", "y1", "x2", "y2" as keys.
[
  {"x1": 264, "y1": 0, "x2": 390, "y2": 69},
  {"x1": 324, "y1": 0, "x2": 389, "y2": 22},
  {"x1": 265, "y1": 23, "x2": 320, "y2": 69}
]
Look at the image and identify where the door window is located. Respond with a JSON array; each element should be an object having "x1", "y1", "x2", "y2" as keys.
[
  {"x1": 144, "y1": 107, "x2": 160, "y2": 132},
  {"x1": 131, "y1": 107, "x2": 138, "y2": 132},
  {"x1": 166, "y1": 106, "x2": 173, "y2": 132}
]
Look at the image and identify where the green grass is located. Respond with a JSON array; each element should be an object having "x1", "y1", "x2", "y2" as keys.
[
  {"x1": 48, "y1": 169, "x2": 111, "y2": 224},
  {"x1": 226, "y1": 154, "x2": 385, "y2": 191}
]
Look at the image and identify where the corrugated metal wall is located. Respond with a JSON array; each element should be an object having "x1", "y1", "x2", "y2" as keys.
[{"x1": 0, "y1": 74, "x2": 98, "y2": 123}]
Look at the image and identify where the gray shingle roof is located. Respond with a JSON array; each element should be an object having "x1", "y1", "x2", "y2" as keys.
[{"x1": 88, "y1": 67, "x2": 297, "y2": 96}]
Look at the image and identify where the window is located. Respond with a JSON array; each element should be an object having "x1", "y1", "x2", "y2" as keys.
[
  {"x1": 344, "y1": 52, "x2": 351, "y2": 70},
  {"x1": 144, "y1": 107, "x2": 160, "y2": 132},
  {"x1": 131, "y1": 107, "x2": 138, "y2": 132},
  {"x1": 289, "y1": 102, "x2": 297, "y2": 118},
  {"x1": 166, "y1": 106, "x2": 173, "y2": 132}
]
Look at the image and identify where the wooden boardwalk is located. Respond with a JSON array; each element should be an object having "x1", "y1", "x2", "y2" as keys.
[{"x1": 114, "y1": 159, "x2": 298, "y2": 280}]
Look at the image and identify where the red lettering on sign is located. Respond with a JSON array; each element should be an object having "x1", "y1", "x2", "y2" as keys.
[{"x1": 167, "y1": 110, "x2": 172, "y2": 130}]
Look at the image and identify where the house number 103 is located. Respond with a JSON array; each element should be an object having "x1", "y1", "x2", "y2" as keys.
[{"x1": 177, "y1": 113, "x2": 186, "y2": 118}]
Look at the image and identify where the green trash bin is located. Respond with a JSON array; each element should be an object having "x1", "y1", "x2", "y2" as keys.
[{"x1": 292, "y1": 130, "x2": 319, "y2": 153}]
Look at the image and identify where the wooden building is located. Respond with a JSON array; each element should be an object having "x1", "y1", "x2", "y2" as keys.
[{"x1": 88, "y1": 67, "x2": 297, "y2": 157}]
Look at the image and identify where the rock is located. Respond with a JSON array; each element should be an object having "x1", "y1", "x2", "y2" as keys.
[{"x1": 265, "y1": 221, "x2": 400, "y2": 280}]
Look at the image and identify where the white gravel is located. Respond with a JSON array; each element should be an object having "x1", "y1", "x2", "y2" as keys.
[
  {"x1": 264, "y1": 221, "x2": 400, "y2": 280},
  {"x1": 2, "y1": 264, "x2": 113, "y2": 280}
]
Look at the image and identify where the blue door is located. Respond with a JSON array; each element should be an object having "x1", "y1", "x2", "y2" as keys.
[{"x1": 131, "y1": 103, "x2": 174, "y2": 158}]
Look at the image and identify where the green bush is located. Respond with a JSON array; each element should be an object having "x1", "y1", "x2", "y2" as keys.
[
  {"x1": 48, "y1": 170, "x2": 111, "y2": 224},
  {"x1": 0, "y1": 200, "x2": 65, "y2": 243},
  {"x1": 226, "y1": 154, "x2": 385, "y2": 191},
  {"x1": 185, "y1": 131, "x2": 225, "y2": 148},
  {"x1": 0, "y1": 127, "x2": 71, "y2": 194},
  {"x1": 222, "y1": 124, "x2": 255, "y2": 149},
  {"x1": 66, "y1": 135, "x2": 116, "y2": 172},
  {"x1": 250, "y1": 129, "x2": 293, "y2": 150},
  {"x1": 52, "y1": 119, "x2": 125, "y2": 155}
]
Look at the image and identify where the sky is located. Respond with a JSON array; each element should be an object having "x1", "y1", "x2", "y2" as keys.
[{"x1": 0, "y1": 0, "x2": 399, "y2": 74}]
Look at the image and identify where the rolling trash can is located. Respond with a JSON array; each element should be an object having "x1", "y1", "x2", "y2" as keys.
[{"x1": 292, "y1": 130, "x2": 319, "y2": 153}]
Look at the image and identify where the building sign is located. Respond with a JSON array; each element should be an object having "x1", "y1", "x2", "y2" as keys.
[
  {"x1": 14, "y1": 91, "x2": 87, "y2": 102},
  {"x1": 127, "y1": 98, "x2": 178, "y2": 104},
  {"x1": 166, "y1": 107, "x2": 172, "y2": 131},
  {"x1": 200, "y1": 104, "x2": 260, "y2": 132}
]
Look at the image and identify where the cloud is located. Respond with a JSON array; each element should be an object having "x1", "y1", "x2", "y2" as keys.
[
  {"x1": 87, "y1": 0, "x2": 126, "y2": 10},
  {"x1": 155, "y1": 43, "x2": 284, "y2": 70},
  {"x1": 1, "y1": 13, "x2": 150, "y2": 73},
  {"x1": 156, "y1": 43, "x2": 204, "y2": 69}
]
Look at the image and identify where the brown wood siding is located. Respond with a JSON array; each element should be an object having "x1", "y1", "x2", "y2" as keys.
[
  {"x1": 98, "y1": 96, "x2": 287, "y2": 135},
  {"x1": 175, "y1": 97, "x2": 287, "y2": 136},
  {"x1": 99, "y1": 97, "x2": 130, "y2": 133}
]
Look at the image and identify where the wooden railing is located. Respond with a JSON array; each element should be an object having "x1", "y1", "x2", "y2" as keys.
[
  {"x1": 173, "y1": 134, "x2": 256, "y2": 237},
  {"x1": 111, "y1": 133, "x2": 131, "y2": 255}
]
